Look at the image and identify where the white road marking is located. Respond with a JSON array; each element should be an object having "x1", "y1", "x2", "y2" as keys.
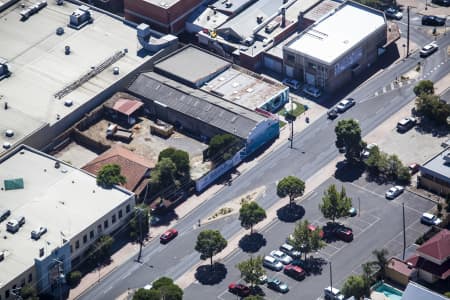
[
  {"x1": 390, "y1": 82, "x2": 395, "y2": 90},
  {"x1": 374, "y1": 91, "x2": 379, "y2": 96},
  {"x1": 382, "y1": 87, "x2": 387, "y2": 93}
]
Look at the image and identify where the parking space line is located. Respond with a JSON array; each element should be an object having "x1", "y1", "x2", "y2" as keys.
[
  {"x1": 348, "y1": 182, "x2": 385, "y2": 199},
  {"x1": 217, "y1": 288, "x2": 228, "y2": 300}
]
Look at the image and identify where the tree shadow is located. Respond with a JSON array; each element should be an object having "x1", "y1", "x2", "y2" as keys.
[
  {"x1": 276, "y1": 203, "x2": 305, "y2": 222},
  {"x1": 334, "y1": 161, "x2": 365, "y2": 182},
  {"x1": 250, "y1": 285, "x2": 266, "y2": 296},
  {"x1": 194, "y1": 262, "x2": 228, "y2": 285},
  {"x1": 305, "y1": 256, "x2": 328, "y2": 276},
  {"x1": 238, "y1": 233, "x2": 267, "y2": 253}
]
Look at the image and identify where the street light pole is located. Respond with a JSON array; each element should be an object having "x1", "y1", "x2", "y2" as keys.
[
  {"x1": 402, "y1": 203, "x2": 406, "y2": 260},
  {"x1": 329, "y1": 261, "x2": 333, "y2": 291}
]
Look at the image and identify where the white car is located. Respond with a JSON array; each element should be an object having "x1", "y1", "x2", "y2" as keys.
[
  {"x1": 282, "y1": 78, "x2": 300, "y2": 90},
  {"x1": 303, "y1": 85, "x2": 322, "y2": 98},
  {"x1": 270, "y1": 250, "x2": 293, "y2": 265},
  {"x1": 362, "y1": 143, "x2": 378, "y2": 158},
  {"x1": 324, "y1": 286, "x2": 345, "y2": 300},
  {"x1": 421, "y1": 213, "x2": 442, "y2": 226},
  {"x1": 420, "y1": 42, "x2": 438, "y2": 57},
  {"x1": 336, "y1": 98, "x2": 355, "y2": 112},
  {"x1": 280, "y1": 243, "x2": 301, "y2": 258},
  {"x1": 385, "y1": 186, "x2": 405, "y2": 199}
]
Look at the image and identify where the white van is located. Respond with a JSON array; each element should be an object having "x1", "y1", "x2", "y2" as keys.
[{"x1": 324, "y1": 286, "x2": 345, "y2": 300}]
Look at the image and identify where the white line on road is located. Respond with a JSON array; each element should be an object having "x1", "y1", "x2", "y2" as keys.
[
  {"x1": 103, "y1": 286, "x2": 112, "y2": 294},
  {"x1": 374, "y1": 91, "x2": 379, "y2": 96},
  {"x1": 390, "y1": 82, "x2": 395, "y2": 90},
  {"x1": 382, "y1": 87, "x2": 387, "y2": 93}
]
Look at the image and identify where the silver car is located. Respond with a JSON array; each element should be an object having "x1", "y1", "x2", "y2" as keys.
[
  {"x1": 270, "y1": 250, "x2": 293, "y2": 265},
  {"x1": 385, "y1": 186, "x2": 405, "y2": 199},
  {"x1": 263, "y1": 255, "x2": 284, "y2": 271}
]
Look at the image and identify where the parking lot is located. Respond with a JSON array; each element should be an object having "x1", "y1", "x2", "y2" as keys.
[{"x1": 184, "y1": 176, "x2": 435, "y2": 300}]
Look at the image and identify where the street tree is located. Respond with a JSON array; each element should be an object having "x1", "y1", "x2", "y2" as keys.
[
  {"x1": 341, "y1": 275, "x2": 368, "y2": 299},
  {"x1": 413, "y1": 80, "x2": 434, "y2": 96},
  {"x1": 207, "y1": 134, "x2": 243, "y2": 165},
  {"x1": 149, "y1": 158, "x2": 178, "y2": 195},
  {"x1": 151, "y1": 277, "x2": 183, "y2": 300},
  {"x1": 97, "y1": 164, "x2": 126, "y2": 187},
  {"x1": 236, "y1": 256, "x2": 266, "y2": 288},
  {"x1": 276, "y1": 176, "x2": 305, "y2": 207},
  {"x1": 372, "y1": 248, "x2": 389, "y2": 279},
  {"x1": 195, "y1": 230, "x2": 228, "y2": 268},
  {"x1": 239, "y1": 201, "x2": 267, "y2": 234},
  {"x1": 335, "y1": 119, "x2": 364, "y2": 163},
  {"x1": 319, "y1": 184, "x2": 352, "y2": 223},
  {"x1": 132, "y1": 289, "x2": 161, "y2": 300},
  {"x1": 289, "y1": 219, "x2": 325, "y2": 260},
  {"x1": 159, "y1": 148, "x2": 190, "y2": 179},
  {"x1": 416, "y1": 93, "x2": 450, "y2": 125},
  {"x1": 130, "y1": 205, "x2": 150, "y2": 241},
  {"x1": 86, "y1": 235, "x2": 114, "y2": 266}
]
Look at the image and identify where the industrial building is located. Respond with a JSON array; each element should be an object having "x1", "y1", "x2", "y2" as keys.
[
  {"x1": 0, "y1": 145, "x2": 135, "y2": 298},
  {"x1": 283, "y1": 1, "x2": 387, "y2": 93},
  {"x1": 0, "y1": 0, "x2": 177, "y2": 156}
]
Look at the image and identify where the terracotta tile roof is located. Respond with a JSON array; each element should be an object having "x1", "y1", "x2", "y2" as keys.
[
  {"x1": 386, "y1": 257, "x2": 416, "y2": 277},
  {"x1": 112, "y1": 98, "x2": 143, "y2": 116},
  {"x1": 82, "y1": 146, "x2": 155, "y2": 193},
  {"x1": 417, "y1": 229, "x2": 450, "y2": 261},
  {"x1": 407, "y1": 255, "x2": 450, "y2": 280}
]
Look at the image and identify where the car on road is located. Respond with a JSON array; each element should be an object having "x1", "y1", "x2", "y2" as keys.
[
  {"x1": 280, "y1": 243, "x2": 301, "y2": 258},
  {"x1": 303, "y1": 84, "x2": 322, "y2": 98},
  {"x1": 422, "y1": 15, "x2": 446, "y2": 26},
  {"x1": 283, "y1": 264, "x2": 306, "y2": 280},
  {"x1": 327, "y1": 108, "x2": 339, "y2": 119},
  {"x1": 263, "y1": 255, "x2": 284, "y2": 271},
  {"x1": 228, "y1": 282, "x2": 251, "y2": 297},
  {"x1": 384, "y1": 8, "x2": 403, "y2": 20},
  {"x1": 335, "y1": 226, "x2": 353, "y2": 242},
  {"x1": 420, "y1": 42, "x2": 439, "y2": 58},
  {"x1": 385, "y1": 186, "x2": 405, "y2": 199},
  {"x1": 348, "y1": 207, "x2": 357, "y2": 217},
  {"x1": 324, "y1": 286, "x2": 345, "y2": 300},
  {"x1": 160, "y1": 228, "x2": 178, "y2": 243},
  {"x1": 270, "y1": 250, "x2": 293, "y2": 265},
  {"x1": 421, "y1": 212, "x2": 442, "y2": 226},
  {"x1": 409, "y1": 163, "x2": 420, "y2": 174},
  {"x1": 431, "y1": 0, "x2": 450, "y2": 6},
  {"x1": 283, "y1": 78, "x2": 300, "y2": 90},
  {"x1": 31, "y1": 226, "x2": 47, "y2": 240},
  {"x1": 336, "y1": 98, "x2": 355, "y2": 112},
  {"x1": 397, "y1": 117, "x2": 417, "y2": 131},
  {"x1": 362, "y1": 143, "x2": 378, "y2": 159},
  {"x1": 308, "y1": 224, "x2": 325, "y2": 239},
  {"x1": 267, "y1": 278, "x2": 289, "y2": 293}
]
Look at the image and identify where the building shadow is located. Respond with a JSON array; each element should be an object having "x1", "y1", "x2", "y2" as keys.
[
  {"x1": 334, "y1": 160, "x2": 366, "y2": 182},
  {"x1": 238, "y1": 232, "x2": 267, "y2": 253},
  {"x1": 276, "y1": 203, "x2": 305, "y2": 222},
  {"x1": 194, "y1": 262, "x2": 228, "y2": 285}
]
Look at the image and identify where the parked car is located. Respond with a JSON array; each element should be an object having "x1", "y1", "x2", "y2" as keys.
[
  {"x1": 282, "y1": 78, "x2": 300, "y2": 90},
  {"x1": 228, "y1": 282, "x2": 251, "y2": 297},
  {"x1": 263, "y1": 255, "x2": 284, "y2": 271},
  {"x1": 362, "y1": 143, "x2": 378, "y2": 159},
  {"x1": 348, "y1": 207, "x2": 357, "y2": 217},
  {"x1": 267, "y1": 278, "x2": 289, "y2": 293},
  {"x1": 409, "y1": 163, "x2": 420, "y2": 174},
  {"x1": 431, "y1": 0, "x2": 450, "y2": 5},
  {"x1": 31, "y1": 227, "x2": 47, "y2": 240},
  {"x1": 307, "y1": 224, "x2": 324, "y2": 239},
  {"x1": 283, "y1": 264, "x2": 306, "y2": 280},
  {"x1": 420, "y1": 42, "x2": 439, "y2": 58},
  {"x1": 421, "y1": 213, "x2": 442, "y2": 226},
  {"x1": 160, "y1": 228, "x2": 178, "y2": 243},
  {"x1": 303, "y1": 84, "x2": 322, "y2": 98},
  {"x1": 258, "y1": 274, "x2": 268, "y2": 284},
  {"x1": 422, "y1": 15, "x2": 446, "y2": 26},
  {"x1": 336, "y1": 98, "x2": 355, "y2": 113},
  {"x1": 324, "y1": 286, "x2": 345, "y2": 300},
  {"x1": 397, "y1": 117, "x2": 417, "y2": 132},
  {"x1": 384, "y1": 8, "x2": 403, "y2": 20},
  {"x1": 327, "y1": 108, "x2": 339, "y2": 119},
  {"x1": 385, "y1": 186, "x2": 405, "y2": 199},
  {"x1": 335, "y1": 226, "x2": 353, "y2": 242},
  {"x1": 280, "y1": 243, "x2": 301, "y2": 258},
  {"x1": 270, "y1": 250, "x2": 293, "y2": 265},
  {"x1": 0, "y1": 209, "x2": 11, "y2": 222}
]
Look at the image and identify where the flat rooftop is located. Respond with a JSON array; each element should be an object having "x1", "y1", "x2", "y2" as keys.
[
  {"x1": 0, "y1": 145, "x2": 132, "y2": 287},
  {"x1": 154, "y1": 46, "x2": 232, "y2": 87},
  {"x1": 0, "y1": 1, "x2": 151, "y2": 153},
  {"x1": 142, "y1": 0, "x2": 179, "y2": 8},
  {"x1": 422, "y1": 149, "x2": 450, "y2": 180},
  {"x1": 201, "y1": 67, "x2": 287, "y2": 109},
  {"x1": 286, "y1": 2, "x2": 385, "y2": 64}
]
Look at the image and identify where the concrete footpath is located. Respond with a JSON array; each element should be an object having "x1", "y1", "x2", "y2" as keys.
[{"x1": 70, "y1": 98, "x2": 326, "y2": 300}]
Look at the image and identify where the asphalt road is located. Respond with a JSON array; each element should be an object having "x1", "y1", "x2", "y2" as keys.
[
  {"x1": 183, "y1": 178, "x2": 435, "y2": 300},
  {"x1": 79, "y1": 27, "x2": 450, "y2": 300}
]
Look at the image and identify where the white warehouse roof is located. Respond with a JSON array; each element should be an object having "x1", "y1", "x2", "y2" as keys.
[{"x1": 286, "y1": 1, "x2": 385, "y2": 64}]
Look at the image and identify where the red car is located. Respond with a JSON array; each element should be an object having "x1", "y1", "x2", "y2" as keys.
[
  {"x1": 160, "y1": 229, "x2": 178, "y2": 243},
  {"x1": 409, "y1": 163, "x2": 420, "y2": 174},
  {"x1": 283, "y1": 264, "x2": 306, "y2": 280},
  {"x1": 308, "y1": 224, "x2": 324, "y2": 239},
  {"x1": 228, "y1": 282, "x2": 251, "y2": 297}
]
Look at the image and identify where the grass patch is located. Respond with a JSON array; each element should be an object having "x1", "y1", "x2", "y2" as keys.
[
  {"x1": 279, "y1": 120, "x2": 287, "y2": 128},
  {"x1": 278, "y1": 101, "x2": 306, "y2": 118}
]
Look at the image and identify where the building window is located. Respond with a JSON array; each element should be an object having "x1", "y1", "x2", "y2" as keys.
[
  {"x1": 90, "y1": 230, "x2": 94, "y2": 239},
  {"x1": 28, "y1": 273, "x2": 32, "y2": 283},
  {"x1": 104, "y1": 220, "x2": 109, "y2": 229},
  {"x1": 126, "y1": 205, "x2": 130, "y2": 213},
  {"x1": 97, "y1": 224, "x2": 102, "y2": 234},
  {"x1": 70, "y1": 245, "x2": 73, "y2": 253},
  {"x1": 286, "y1": 54, "x2": 295, "y2": 63},
  {"x1": 75, "y1": 240, "x2": 80, "y2": 249},
  {"x1": 112, "y1": 214, "x2": 116, "y2": 224},
  {"x1": 83, "y1": 235, "x2": 87, "y2": 244},
  {"x1": 21, "y1": 278, "x2": 25, "y2": 287},
  {"x1": 5, "y1": 290, "x2": 9, "y2": 299},
  {"x1": 118, "y1": 210, "x2": 123, "y2": 219}
]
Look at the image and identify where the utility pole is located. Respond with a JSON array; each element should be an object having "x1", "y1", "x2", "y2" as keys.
[
  {"x1": 137, "y1": 208, "x2": 143, "y2": 263},
  {"x1": 358, "y1": 197, "x2": 361, "y2": 217},
  {"x1": 286, "y1": 101, "x2": 296, "y2": 149},
  {"x1": 402, "y1": 203, "x2": 406, "y2": 260},
  {"x1": 406, "y1": 6, "x2": 410, "y2": 57},
  {"x1": 329, "y1": 261, "x2": 333, "y2": 291}
]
